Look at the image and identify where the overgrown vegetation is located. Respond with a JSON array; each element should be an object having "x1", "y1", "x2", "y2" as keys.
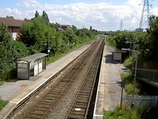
[
  {"x1": 121, "y1": 71, "x2": 140, "y2": 95},
  {"x1": 104, "y1": 108, "x2": 143, "y2": 119},
  {"x1": 104, "y1": 106, "x2": 158, "y2": 119}
]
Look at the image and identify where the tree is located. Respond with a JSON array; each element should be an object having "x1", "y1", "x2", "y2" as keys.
[
  {"x1": 35, "y1": 11, "x2": 40, "y2": 18},
  {"x1": 0, "y1": 22, "x2": 12, "y2": 42},
  {"x1": 50, "y1": 22, "x2": 60, "y2": 30},
  {"x1": 0, "y1": 41, "x2": 28, "y2": 80},
  {"x1": 146, "y1": 15, "x2": 158, "y2": 59},
  {"x1": 72, "y1": 25, "x2": 77, "y2": 33},
  {"x1": 6, "y1": 16, "x2": 14, "y2": 19},
  {"x1": 42, "y1": 11, "x2": 49, "y2": 24},
  {"x1": 90, "y1": 26, "x2": 92, "y2": 31},
  {"x1": 19, "y1": 17, "x2": 56, "y2": 54}
]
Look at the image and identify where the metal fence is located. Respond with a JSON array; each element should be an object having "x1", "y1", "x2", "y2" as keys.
[
  {"x1": 133, "y1": 68, "x2": 158, "y2": 86},
  {"x1": 123, "y1": 96, "x2": 158, "y2": 109}
]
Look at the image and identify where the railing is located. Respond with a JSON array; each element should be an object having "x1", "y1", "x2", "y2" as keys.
[
  {"x1": 133, "y1": 68, "x2": 158, "y2": 87},
  {"x1": 122, "y1": 68, "x2": 158, "y2": 109},
  {"x1": 123, "y1": 96, "x2": 158, "y2": 108}
]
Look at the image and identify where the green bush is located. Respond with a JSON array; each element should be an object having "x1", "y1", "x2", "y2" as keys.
[
  {"x1": 124, "y1": 83, "x2": 134, "y2": 95},
  {"x1": 121, "y1": 71, "x2": 132, "y2": 83},
  {"x1": 123, "y1": 56, "x2": 134, "y2": 68},
  {"x1": 121, "y1": 71, "x2": 140, "y2": 95}
]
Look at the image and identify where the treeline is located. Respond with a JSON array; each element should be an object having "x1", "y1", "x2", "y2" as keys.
[
  {"x1": 0, "y1": 11, "x2": 98, "y2": 81},
  {"x1": 107, "y1": 15, "x2": 158, "y2": 69}
]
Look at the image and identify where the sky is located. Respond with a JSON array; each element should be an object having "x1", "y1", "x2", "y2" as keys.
[{"x1": 0, "y1": 0, "x2": 158, "y2": 31}]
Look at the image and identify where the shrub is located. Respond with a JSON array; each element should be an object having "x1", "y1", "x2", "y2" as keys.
[{"x1": 123, "y1": 56, "x2": 134, "y2": 68}]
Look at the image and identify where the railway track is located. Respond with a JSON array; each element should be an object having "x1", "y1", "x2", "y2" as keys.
[
  {"x1": 65, "y1": 38, "x2": 104, "y2": 119},
  {"x1": 6, "y1": 36, "x2": 105, "y2": 119}
]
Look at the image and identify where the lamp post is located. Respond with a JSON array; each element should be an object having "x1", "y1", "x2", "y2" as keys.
[
  {"x1": 125, "y1": 39, "x2": 135, "y2": 56},
  {"x1": 124, "y1": 39, "x2": 139, "y2": 108},
  {"x1": 121, "y1": 48, "x2": 139, "y2": 108},
  {"x1": 47, "y1": 36, "x2": 55, "y2": 60},
  {"x1": 131, "y1": 50, "x2": 139, "y2": 108}
]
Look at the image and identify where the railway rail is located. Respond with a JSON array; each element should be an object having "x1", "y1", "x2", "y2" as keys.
[{"x1": 6, "y1": 36, "x2": 105, "y2": 119}]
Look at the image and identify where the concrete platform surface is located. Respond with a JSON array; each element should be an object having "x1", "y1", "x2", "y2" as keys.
[{"x1": 93, "y1": 45, "x2": 127, "y2": 119}]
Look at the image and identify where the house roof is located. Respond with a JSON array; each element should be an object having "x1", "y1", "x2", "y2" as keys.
[
  {"x1": 0, "y1": 17, "x2": 31, "y2": 27},
  {"x1": 60, "y1": 25, "x2": 71, "y2": 30}
]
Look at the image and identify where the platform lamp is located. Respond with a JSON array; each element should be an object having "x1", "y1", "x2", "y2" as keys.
[
  {"x1": 122, "y1": 42, "x2": 139, "y2": 108},
  {"x1": 47, "y1": 36, "x2": 55, "y2": 59},
  {"x1": 125, "y1": 49, "x2": 139, "y2": 109},
  {"x1": 125, "y1": 38, "x2": 135, "y2": 56}
]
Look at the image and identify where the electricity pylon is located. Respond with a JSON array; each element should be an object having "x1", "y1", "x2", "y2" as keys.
[
  {"x1": 120, "y1": 20, "x2": 123, "y2": 31},
  {"x1": 139, "y1": 0, "x2": 151, "y2": 29}
]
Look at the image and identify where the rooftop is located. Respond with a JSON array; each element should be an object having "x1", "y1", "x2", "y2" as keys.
[
  {"x1": 0, "y1": 17, "x2": 32, "y2": 27},
  {"x1": 17, "y1": 53, "x2": 48, "y2": 62}
]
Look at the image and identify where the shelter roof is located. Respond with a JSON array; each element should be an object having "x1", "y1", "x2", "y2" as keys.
[{"x1": 17, "y1": 53, "x2": 48, "y2": 62}]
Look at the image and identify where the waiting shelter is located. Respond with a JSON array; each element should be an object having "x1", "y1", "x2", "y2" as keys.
[
  {"x1": 16, "y1": 53, "x2": 48, "y2": 79},
  {"x1": 112, "y1": 50, "x2": 127, "y2": 63}
]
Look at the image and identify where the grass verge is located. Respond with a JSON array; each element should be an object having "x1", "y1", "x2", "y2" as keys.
[
  {"x1": 104, "y1": 108, "x2": 143, "y2": 119},
  {"x1": 0, "y1": 99, "x2": 8, "y2": 110}
]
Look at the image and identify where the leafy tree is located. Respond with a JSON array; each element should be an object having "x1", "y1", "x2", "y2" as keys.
[
  {"x1": 146, "y1": 15, "x2": 158, "y2": 59},
  {"x1": 42, "y1": 11, "x2": 49, "y2": 24},
  {"x1": 50, "y1": 22, "x2": 60, "y2": 30},
  {"x1": 0, "y1": 22, "x2": 12, "y2": 42},
  {"x1": 0, "y1": 41, "x2": 28, "y2": 80},
  {"x1": 35, "y1": 11, "x2": 40, "y2": 18},
  {"x1": 6, "y1": 16, "x2": 14, "y2": 19},
  {"x1": 90, "y1": 26, "x2": 92, "y2": 31},
  {"x1": 72, "y1": 25, "x2": 77, "y2": 33},
  {"x1": 19, "y1": 17, "x2": 56, "y2": 54},
  {"x1": 62, "y1": 28, "x2": 76, "y2": 48}
]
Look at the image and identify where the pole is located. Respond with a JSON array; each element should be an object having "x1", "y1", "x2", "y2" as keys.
[
  {"x1": 47, "y1": 37, "x2": 50, "y2": 60},
  {"x1": 131, "y1": 51, "x2": 138, "y2": 108},
  {"x1": 120, "y1": 81, "x2": 125, "y2": 109}
]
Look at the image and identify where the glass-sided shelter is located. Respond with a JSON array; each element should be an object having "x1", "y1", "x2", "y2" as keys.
[{"x1": 17, "y1": 53, "x2": 48, "y2": 79}]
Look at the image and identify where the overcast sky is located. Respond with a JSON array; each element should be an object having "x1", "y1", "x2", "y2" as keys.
[{"x1": 0, "y1": 0, "x2": 158, "y2": 31}]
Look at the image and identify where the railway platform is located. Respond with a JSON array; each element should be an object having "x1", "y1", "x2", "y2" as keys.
[{"x1": 93, "y1": 45, "x2": 127, "y2": 119}]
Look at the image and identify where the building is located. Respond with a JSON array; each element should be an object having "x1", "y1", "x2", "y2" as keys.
[
  {"x1": 60, "y1": 25, "x2": 71, "y2": 30},
  {"x1": 0, "y1": 17, "x2": 31, "y2": 40}
]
